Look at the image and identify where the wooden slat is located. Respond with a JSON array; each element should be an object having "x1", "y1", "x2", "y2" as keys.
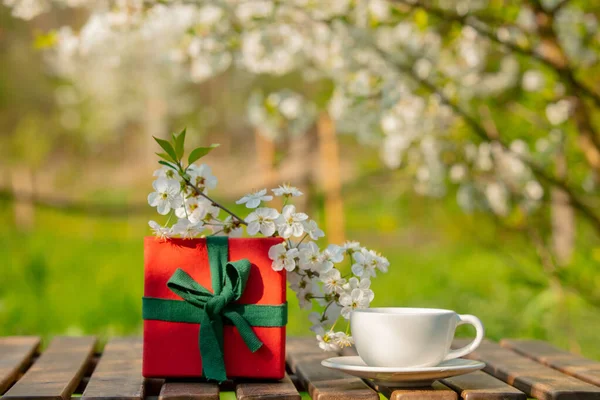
[
  {"x1": 3, "y1": 336, "x2": 96, "y2": 400},
  {"x1": 81, "y1": 337, "x2": 144, "y2": 400},
  {"x1": 341, "y1": 346, "x2": 457, "y2": 400},
  {"x1": 454, "y1": 339, "x2": 600, "y2": 400},
  {"x1": 286, "y1": 337, "x2": 318, "y2": 373},
  {"x1": 235, "y1": 373, "x2": 300, "y2": 400},
  {"x1": 287, "y1": 337, "x2": 378, "y2": 400},
  {"x1": 371, "y1": 381, "x2": 457, "y2": 400},
  {"x1": 159, "y1": 382, "x2": 219, "y2": 400},
  {"x1": 501, "y1": 339, "x2": 600, "y2": 387},
  {"x1": 0, "y1": 336, "x2": 41, "y2": 394},
  {"x1": 441, "y1": 371, "x2": 526, "y2": 400}
]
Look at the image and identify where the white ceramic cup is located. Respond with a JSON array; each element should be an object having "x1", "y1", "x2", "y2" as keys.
[{"x1": 351, "y1": 307, "x2": 485, "y2": 368}]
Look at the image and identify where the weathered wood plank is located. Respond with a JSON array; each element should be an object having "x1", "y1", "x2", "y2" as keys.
[
  {"x1": 287, "y1": 337, "x2": 378, "y2": 400},
  {"x1": 454, "y1": 339, "x2": 600, "y2": 400},
  {"x1": 81, "y1": 337, "x2": 144, "y2": 400},
  {"x1": 235, "y1": 373, "x2": 300, "y2": 400},
  {"x1": 3, "y1": 336, "x2": 96, "y2": 400},
  {"x1": 371, "y1": 381, "x2": 457, "y2": 400},
  {"x1": 159, "y1": 382, "x2": 219, "y2": 400},
  {"x1": 441, "y1": 371, "x2": 526, "y2": 400},
  {"x1": 0, "y1": 336, "x2": 41, "y2": 394},
  {"x1": 341, "y1": 346, "x2": 457, "y2": 400},
  {"x1": 501, "y1": 339, "x2": 600, "y2": 387},
  {"x1": 286, "y1": 337, "x2": 319, "y2": 373}
]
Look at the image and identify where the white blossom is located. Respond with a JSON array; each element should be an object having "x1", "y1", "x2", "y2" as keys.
[
  {"x1": 522, "y1": 70, "x2": 545, "y2": 92},
  {"x1": 333, "y1": 332, "x2": 354, "y2": 348},
  {"x1": 147, "y1": 178, "x2": 183, "y2": 215},
  {"x1": 222, "y1": 216, "x2": 243, "y2": 237},
  {"x1": 153, "y1": 166, "x2": 179, "y2": 180},
  {"x1": 296, "y1": 277, "x2": 321, "y2": 309},
  {"x1": 175, "y1": 197, "x2": 218, "y2": 224},
  {"x1": 449, "y1": 164, "x2": 467, "y2": 182},
  {"x1": 236, "y1": 188, "x2": 273, "y2": 209},
  {"x1": 351, "y1": 249, "x2": 377, "y2": 277},
  {"x1": 320, "y1": 268, "x2": 346, "y2": 294},
  {"x1": 268, "y1": 243, "x2": 299, "y2": 272},
  {"x1": 318, "y1": 244, "x2": 343, "y2": 273},
  {"x1": 276, "y1": 204, "x2": 308, "y2": 238},
  {"x1": 171, "y1": 218, "x2": 204, "y2": 239},
  {"x1": 369, "y1": 250, "x2": 389, "y2": 273},
  {"x1": 485, "y1": 182, "x2": 510, "y2": 216},
  {"x1": 546, "y1": 99, "x2": 571, "y2": 126},
  {"x1": 340, "y1": 289, "x2": 370, "y2": 319},
  {"x1": 287, "y1": 270, "x2": 304, "y2": 290},
  {"x1": 342, "y1": 241, "x2": 361, "y2": 253},
  {"x1": 289, "y1": 272, "x2": 321, "y2": 309},
  {"x1": 246, "y1": 207, "x2": 279, "y2": 236},
  {"x1": 187, "y1": 164, "x2": 218, "y2": 192},
  {"x1": 524, "y1": 180, "x2": 544, "y2": 200},
  {"x1": 298, "y1": 241, "x2": 322, "y2": 271},
  {"x1": 316, "y1": 331, "x2": 340, "y2": 352},
  {"x1": 149, "y1": 220, "x2": 172, "y2": 239},
  {"x1": 303, "y1": 220, "x2": 325, "y2": 240},
  {"x1": 4, "y1": 0, "x2": 49, "y2": 20},
  {"x1": 272, "y1": 184, "x2": 303, "y2": 197},
  {"x1": 342, "y1": 277, "x2": 375, "y2": 303}
]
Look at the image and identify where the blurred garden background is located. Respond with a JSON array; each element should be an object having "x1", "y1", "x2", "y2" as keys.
[{"x1": 1, "y1": 0, "x2": 600, "y2": 358}]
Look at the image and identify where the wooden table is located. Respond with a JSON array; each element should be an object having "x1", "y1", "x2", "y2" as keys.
[{"x1": 1, "y1": 336, "x2": 600, "y2": 400}]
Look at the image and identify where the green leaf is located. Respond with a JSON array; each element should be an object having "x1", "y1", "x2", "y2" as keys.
[
  {"x1": 158, "y1": 160, "x2": 178, "y2": 170},
  {"x1": 156, "y1": 152, "x2": 176, "y2": 162},
  {"x1": 153, "y1": 136, "x2": 178, "y2": 162},
  {"x1": 188, "y1": 144, "x2": 220, "y2": 165},
  {"x1": 174, "y1": 128, "x2": 186, "y2": 159}
]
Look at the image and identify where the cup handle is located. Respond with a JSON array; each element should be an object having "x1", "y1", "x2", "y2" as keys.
[{"x1": 444, "y1": 314, "x2": 485, "y2": 361}]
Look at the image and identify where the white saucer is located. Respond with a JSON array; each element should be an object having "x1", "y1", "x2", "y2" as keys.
[{"x1": 321, "y1": 356, "x2": 485, "y2": 387}]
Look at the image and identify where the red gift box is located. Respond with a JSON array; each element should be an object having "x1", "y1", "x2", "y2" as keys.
[{"x1": 142, "y1": 236, "x2": 286, "y2": 380}]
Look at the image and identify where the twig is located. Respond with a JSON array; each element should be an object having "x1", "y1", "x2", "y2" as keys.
[
  {"x1": 181, "y1": 176, "x2": 248, "y2": 226},
  {"x1": 478, "y1": 105, "x2": 500, "y2": 139},
  {"x1": 550, "y1": 0, "x2": 571, "y2": 15},
  {"x1": 529, "y1": 228, "x2": 558, "y2": 275}
]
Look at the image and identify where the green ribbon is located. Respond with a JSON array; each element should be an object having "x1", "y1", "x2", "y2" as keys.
[{"x1": 142, "y1": 236, "x2": 287, "y2": 382}]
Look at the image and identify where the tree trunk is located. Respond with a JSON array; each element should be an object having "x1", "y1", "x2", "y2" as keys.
[
  {"x1": 10, "y1": 165, "x2": 35, "y2": 231},
  {"x1": 317, "y1": 113, "x2": 345, "y2": 244},
  {"x1": 254, "y1": 128, "x2": 278, "y2": 189},
  {"x1": 551, "y1": 147, "x2": 575, "y2": 266}
]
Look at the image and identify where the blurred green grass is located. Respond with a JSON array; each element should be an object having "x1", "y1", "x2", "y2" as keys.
[{"x1": 1, "y1": 184, "x2": 599, "y2": 359}]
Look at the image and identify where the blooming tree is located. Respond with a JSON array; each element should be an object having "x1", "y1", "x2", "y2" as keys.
[
  {"x1": 5, "y1": 0, "x2": 600, "y2": 309},
  {"x1": 147, "y1": 131, "x2": 389, "y2": 350}
]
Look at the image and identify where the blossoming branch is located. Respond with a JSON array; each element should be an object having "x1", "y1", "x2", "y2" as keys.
[{"x1": 148, "y1": 130, "x2": 389, "y2": 351}]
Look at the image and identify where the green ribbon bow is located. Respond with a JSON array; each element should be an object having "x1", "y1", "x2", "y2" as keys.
[{"x1": 143, "y1": 236, "x2": 287, "y2": 382}]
